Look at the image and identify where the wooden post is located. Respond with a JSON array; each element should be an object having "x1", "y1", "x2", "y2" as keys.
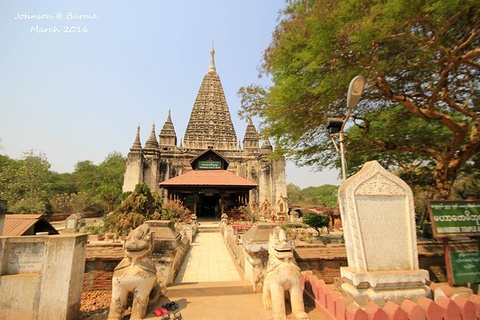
[
  {"x1": 193, "y1": 193, "x2": 198, "y2": 216},
  {"x1": 443, "y1": 237, "x2": 453, "y2": 286}
]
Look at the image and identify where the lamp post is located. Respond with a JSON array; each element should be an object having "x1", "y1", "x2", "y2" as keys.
[{"x1": 326, "y1": 76, "x2": 366, "y2": 181}]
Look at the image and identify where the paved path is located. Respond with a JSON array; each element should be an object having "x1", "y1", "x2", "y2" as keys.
[
  {"x1": 144, "y1": 294, "x2": 326, "y2": 320},
  {"x1": 174, "y1": 231, "x2": 242, "y2": 283}
]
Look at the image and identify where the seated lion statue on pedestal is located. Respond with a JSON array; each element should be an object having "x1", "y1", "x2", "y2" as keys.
[
  {"x1": 108, "y1": 224, "x2": 162, "y2": 320},
  {"x1": 263, "y1": 226, "x2": 309, "y2": 320}
]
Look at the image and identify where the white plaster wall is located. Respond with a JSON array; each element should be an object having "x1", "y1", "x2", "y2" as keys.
[
  {"x1": 122, "y1": 155, "x2": 144, "y2": 192},
  {"x1": 0, "y1": 235, "x2": 87, "y2": 320}
]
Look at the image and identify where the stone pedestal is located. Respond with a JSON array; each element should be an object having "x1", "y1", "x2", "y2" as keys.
[
  {"x1": 179, "y1": 224, "x2": 196, "y2": 243},
  {"x1": 340, "y1": 267, "x2": 430, "y2": 306},
  {"x1": 145, "y1": 220, "x2": 187, "y2": 285},
  {"x1": 338, "y1": 161, "x2": 430, "y2": 306},
  {"x1": 241, "y1": 223, "x2": 276, "y2": 292}
]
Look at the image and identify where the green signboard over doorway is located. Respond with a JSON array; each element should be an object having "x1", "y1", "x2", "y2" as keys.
[
  {"x1": 198, "y1": 161, "x2": 222, "y2": 170},
  {"x1": 450, "y1": 251, "x2": 480, "y2": 285},
  {"x1": 427, "y1": 200, "x2": 480, "y2": 238}
]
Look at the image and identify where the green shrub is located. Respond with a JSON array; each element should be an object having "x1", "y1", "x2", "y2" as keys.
[
  {"x1": 86, "y1": 225, "x2": 101, "y2": 235},
  {"x1": 302, "y1": 212, "x2": 330, "y2": 234},
  {"x1": 103, "y1": 183, "x2": 163, "y2": 236}
]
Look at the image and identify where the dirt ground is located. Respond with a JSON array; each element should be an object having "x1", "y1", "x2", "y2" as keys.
[{"x1": 79, "y1": 290, "x2": 111, "y2": 320}]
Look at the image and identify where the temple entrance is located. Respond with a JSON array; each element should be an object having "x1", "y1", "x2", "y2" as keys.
[
  {"x1": 159, "y1": 148, "x2": 258, "y2": 220},
  {"x1": 163, "y1": 189, "x2": 252, "y2": 221},
  {"x1": 199, "y1": 194, "x2": 220, "y2": 218}
]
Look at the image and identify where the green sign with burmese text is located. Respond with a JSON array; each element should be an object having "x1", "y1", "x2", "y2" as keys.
[
  {"x1": 198, "y1": 161, "x2": 222, "y2": 170},
  {"x1": 450, "y1": 251, "x2": 480, "y2": 285},
  {"x1": 428, "y1": 200, "x2": 480, "y2": 238}
]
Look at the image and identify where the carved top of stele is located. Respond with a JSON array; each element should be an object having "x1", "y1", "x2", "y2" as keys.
[{"x1": 340, "y1": 160, "x2": 410, "y2": 197}]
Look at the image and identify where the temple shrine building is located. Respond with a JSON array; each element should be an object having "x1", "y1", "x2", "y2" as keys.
[{"x1": 122, "y1": 47, "x2": 288, "y2": 218}]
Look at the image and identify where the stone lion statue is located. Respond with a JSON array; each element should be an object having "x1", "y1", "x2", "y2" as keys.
[
  {"x1": 263, "y1": 226, "x2": 309, "y2": 320},
  {"x1": 108, "y1": 224, "x2": 162, "y2": 320}
]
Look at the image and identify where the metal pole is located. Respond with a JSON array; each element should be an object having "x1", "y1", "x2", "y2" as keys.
[{"x1": 339, "y1": 131, "x2": 347, "y2": 181}]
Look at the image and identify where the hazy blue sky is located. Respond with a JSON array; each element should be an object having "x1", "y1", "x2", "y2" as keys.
[{"x1": 0, "y1": 0, "x2": 341, "y2": 188}]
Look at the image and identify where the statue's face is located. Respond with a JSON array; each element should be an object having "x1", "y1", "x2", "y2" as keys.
[
  {"x1": 125, "y1": 224, "x2": 152, "y2": 258},
  {"x1": 269, "y1": 227, "x2": 293, "y2": 258}
]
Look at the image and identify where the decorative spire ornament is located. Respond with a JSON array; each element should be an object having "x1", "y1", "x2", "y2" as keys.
[
  {"x1": 131, "y1": 125, "x2": 142, "y2": 150},
  {"x1": 208, "y1": 43, "x2": 216, "y2": 73}
]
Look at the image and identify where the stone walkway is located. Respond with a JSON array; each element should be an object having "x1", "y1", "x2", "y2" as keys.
[
  {"x1": 143, "y1": 293, "x2": 326, "y2": 320},
  {"x1": 174, "y1": 231, "x2": 242, "y2": 283}
]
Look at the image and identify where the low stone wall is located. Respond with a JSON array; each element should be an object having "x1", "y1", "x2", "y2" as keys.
[
  {"x1": 302, "y1": 271, "x2": 480, "y2": 319},
  {"x1": 295, "y1": 243, "x2": 348, "y2": 284},
  {"x1": 82, "y1": 223, "x2": 194, "y2": 292},
  {"x1": 221, "y1": 222, "x2": 275, "y2": 292},
  {"x1": 48, "y1": 212, "x2": 100, "y2": 221},
  {"x1": 295, "y1": 239, "x2": 479, "y2": 285},
  {"x1": 147, "y1": 221, "x2": 194, "y2": 285},
  {"x1": 221, "y1": 224, "x2": 245, "y2": 271}
]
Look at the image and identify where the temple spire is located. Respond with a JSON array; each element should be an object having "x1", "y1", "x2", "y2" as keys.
[
  {"x1": 208, "y1": 43, "x2": 216, "y2": 73},
  {"x1": 144, "y1": 123, "x2": 158, "y2": 149},
  {"x1": 243, "y1": 117, "x2": 259, "y2": 150},
  {"x1": 184, "y1": 46, "x2": 237, "y2": 150},
  {"x1": 131, "y1": 125, "x2": 142, "y2": 150},
  {"x1": 159, "y1": 111, "x2": 177, "y2": 148},
  {"x1": 261, "y1": 135, "x2": 273, "y2": 155}
]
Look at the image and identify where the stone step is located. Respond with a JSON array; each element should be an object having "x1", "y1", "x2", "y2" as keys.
[
  {"x1": 167, "y1": 281, "x2": 253, "y2": 297},
  {"x1": 197, "y1": 224, "x2": 220, "y2": 233}
]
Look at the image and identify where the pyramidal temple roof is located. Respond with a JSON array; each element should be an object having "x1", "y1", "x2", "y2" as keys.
[{"x1": 183, "y1": 46, "x2": 238, "y2": 150}]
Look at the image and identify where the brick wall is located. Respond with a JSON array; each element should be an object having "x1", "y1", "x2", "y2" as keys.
[
  {"x1": 294, "y1": 239, "x2": 479, "y2": 285},
  {"x1": 83, "y1": 243, "x2": 123, "y2": 292},
  {"x1": 302, "y1": 271, "x2": 480, "y2": 319}
]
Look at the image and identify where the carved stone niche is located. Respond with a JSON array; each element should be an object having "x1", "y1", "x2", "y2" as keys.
[{"x1": 338, "y1": 160, "x2": 430, "y2": 307}]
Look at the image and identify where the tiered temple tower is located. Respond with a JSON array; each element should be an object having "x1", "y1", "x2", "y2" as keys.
[{"x1": 122, "y1": 47, "x2": 288, "y2": 216}]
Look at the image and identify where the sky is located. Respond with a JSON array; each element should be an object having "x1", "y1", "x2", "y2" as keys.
[{"x1": 0, "y1": 0, "x2": 341, "y2": 188}]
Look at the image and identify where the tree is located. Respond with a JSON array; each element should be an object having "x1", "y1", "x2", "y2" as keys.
[
  {"x1": 73, "y1": 152, "x2": 126, "y2": 213},
  {"x1": 453, "y1": 153, "x2": 480, "y2": 199},
  {"x1": 50, "y1": 192, "x2": 93, "y2": 215},
  {"x1": 0, "y1": 151, "x2": 52, "y2": 214},
  {"x1": 96, "y1": 152, "x2": 126, "y2": 213},
  {"x1": 303, "y1": 184, "x2": 338, "y2": 208},
  {"x1": 239, "y1": 0, "x2": 480, "y2": 199},
  {"x1": 50, "y1": 172, "x2": 77, "y2": 195},
  {"x1": 287, "y1": 183, "x2": 304, "y2": 205},
  {"x1": 288, "y1": 183, "x2": 339, "y2": 207}
]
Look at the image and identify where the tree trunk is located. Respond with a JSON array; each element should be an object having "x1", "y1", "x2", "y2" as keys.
[{"x1": 432, "y1": 161, "x2": 460, "y2": 200}]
